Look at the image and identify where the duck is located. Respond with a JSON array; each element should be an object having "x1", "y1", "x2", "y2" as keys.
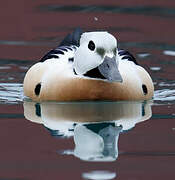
[{"x1": 23, "y1": 28, "x2": 154, "y2": 101}]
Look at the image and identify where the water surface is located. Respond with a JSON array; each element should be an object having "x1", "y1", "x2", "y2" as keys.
[{"x1": 0, "y1": 1, "x2": 175, "y2": 179}]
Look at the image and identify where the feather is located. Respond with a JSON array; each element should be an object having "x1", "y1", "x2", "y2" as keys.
[{"x1": 40, "y1": 27, "x2": 82, "y2": 62}]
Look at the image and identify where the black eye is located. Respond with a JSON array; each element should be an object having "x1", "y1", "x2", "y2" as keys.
[{"x1": 88, "y1": 41, "x2": 95, "y2": 51}]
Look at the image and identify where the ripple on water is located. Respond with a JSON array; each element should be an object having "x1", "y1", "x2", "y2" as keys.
[
  {"x1": 37, "y1": 5, "x2": 175, "y2": 18},
  {"x1": 137, "y1": 53, "x2": 150, "y2": 58},
  {"x1": 0, "y1": 83, "x2": 23, "y2": 104},
  {"x1": 163, "y1": 50, "x2": 175, "y2": 56},
  {"x1": 158, "y1": 82, "x2": 175, "y2": 87},
  {"x1": 150, "y1": 67, "x2": 161, "y2": 71},
  {"x1": 154, "y1": 89, "x2": 175, "y2": 102},
  {"x1": 82, "y1": 171, "x2": 116, "y2": 180}
]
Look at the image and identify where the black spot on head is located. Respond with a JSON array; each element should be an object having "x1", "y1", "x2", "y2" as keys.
[
  {"x1": 35, "y1": 83, "x2": 41, "y2": 96},
  {"x1": 88, "y1": 40, "x2": 95, "y2": 51},
  {"x1": 142, "y1": 84, "x2": 148, "y2": 95}
]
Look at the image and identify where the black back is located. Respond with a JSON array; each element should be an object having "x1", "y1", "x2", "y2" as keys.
[
  {"x1": 59, "y1": 27, "x2": 83, "y2": 47},
  {"x1": 40, "y1": 27, "x2": 83, "y2": 62},
  {"x1": 118, "y1": 49, "x2": 139, "y2": 65}
]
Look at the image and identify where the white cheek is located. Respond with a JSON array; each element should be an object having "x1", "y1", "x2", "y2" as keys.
[{"x1": 74, "y1": 46, "x2": 102, "y2": 75}]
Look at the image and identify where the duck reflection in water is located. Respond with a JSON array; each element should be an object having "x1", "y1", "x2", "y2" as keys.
[
  {"x1": 74, "y1": 123, "x2": 122, "y2": 161},
  {"x1": 23, "y1": 100, "x2": 152, "y2": 161}
]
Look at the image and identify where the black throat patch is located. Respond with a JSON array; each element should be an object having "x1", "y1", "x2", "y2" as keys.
[{"x1": 83, "y1": 67, "x2": 106, "y2": 79}]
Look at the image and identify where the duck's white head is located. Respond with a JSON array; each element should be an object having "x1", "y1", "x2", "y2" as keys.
[{"x1": 74, "y1": 31, "x2": 123, "y2": 82}]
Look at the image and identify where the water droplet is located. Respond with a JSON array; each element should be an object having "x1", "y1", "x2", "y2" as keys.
[{"x1": 94, "y1": 17, "x2": 98, "y2": 21}]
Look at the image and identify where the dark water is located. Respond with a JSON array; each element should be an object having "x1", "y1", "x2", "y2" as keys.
[{"x1": 0, "y1": 0, "x2": 175, "y2": 179}]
